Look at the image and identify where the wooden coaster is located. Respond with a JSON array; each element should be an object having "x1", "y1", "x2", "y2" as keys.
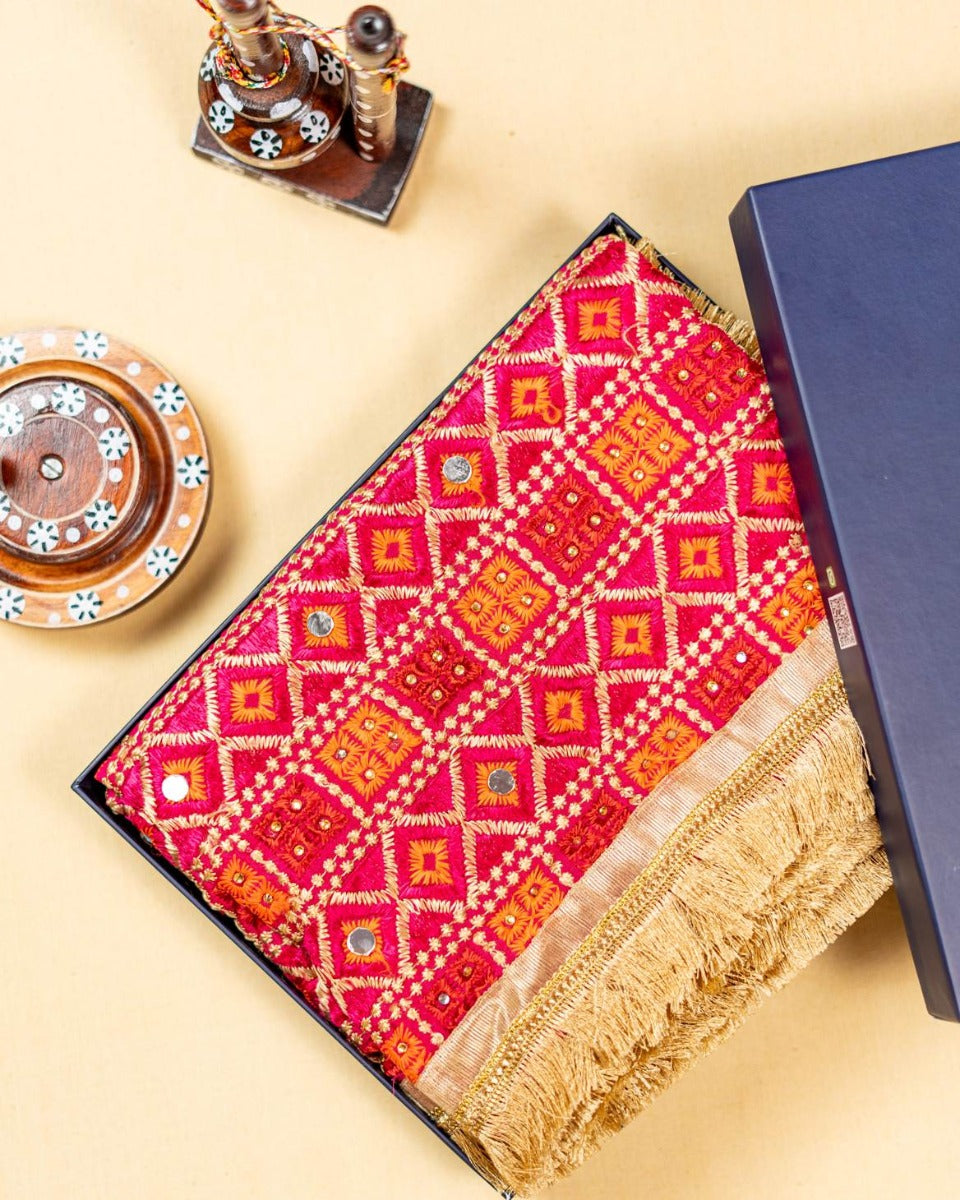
[{"x1": 0, "y1": 329, "x2": 211, "y2": 628}]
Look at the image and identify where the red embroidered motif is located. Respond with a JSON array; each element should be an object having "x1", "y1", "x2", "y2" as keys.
[
  {"x1": 253, "y1": 780, "x2": 347, "y2": 878},
  {"x1": 557, "y1": 792, "x2": 631, "y2": 870},
  {"x1": 392, "y1": 633, "x2": 483, "y2": 717},
  {"x1": 97, "y1": 234, "x2": 823, "y2": 1089},
  {"x1": 521, "y1": 471, "x2": 618, "y2": 576}
]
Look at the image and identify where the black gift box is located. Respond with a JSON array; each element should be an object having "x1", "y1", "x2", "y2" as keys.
[{"x1": 731, "y1": 142, "x2": 960, "y2": 1021}]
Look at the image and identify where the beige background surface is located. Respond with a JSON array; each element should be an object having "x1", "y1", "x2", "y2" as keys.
[{"x1": 2, "y1": 1, "x2": 958, "y2": 1196}]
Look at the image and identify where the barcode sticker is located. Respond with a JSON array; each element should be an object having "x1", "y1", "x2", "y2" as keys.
[{"x1": 828, "y1": 591, "x2": 857, "y2": 650}]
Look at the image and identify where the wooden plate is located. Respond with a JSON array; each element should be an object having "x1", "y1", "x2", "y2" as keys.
[{"x1": 0, "y1": 328, "x2": 211, "y2": 628}]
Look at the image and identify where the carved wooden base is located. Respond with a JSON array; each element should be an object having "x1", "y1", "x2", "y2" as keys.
[
  {"x1": 191, "y1": 81, "x2": 432, "y2": 223},
  {"x1": 0, "y1": 329, "x2": 211, "y2": 629}
]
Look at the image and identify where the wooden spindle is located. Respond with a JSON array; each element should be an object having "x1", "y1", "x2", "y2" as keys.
[
  {"x1": 211, "y1": 0, "x2": 286, "y2": 80},
  {"x1": 346, "y1": 5, "x2": 398, "y2": 163}
]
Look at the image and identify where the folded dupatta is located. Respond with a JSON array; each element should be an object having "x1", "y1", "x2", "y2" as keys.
[{"x1": 97, "y1": 232, "x2": 890, "y2": 1195}]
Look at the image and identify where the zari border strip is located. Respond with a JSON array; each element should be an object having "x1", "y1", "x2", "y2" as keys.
[
  {"x1": 431, "y1": 669, "x2": 887, "y2": 1191},
  {"x1": 414, "y1": 623, "x2": 839, "y2": 1112}
]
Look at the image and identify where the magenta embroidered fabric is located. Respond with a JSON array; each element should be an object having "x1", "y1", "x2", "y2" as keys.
[{"x1": 97, "y1": 234, "x2": 820, "y2": 1086}]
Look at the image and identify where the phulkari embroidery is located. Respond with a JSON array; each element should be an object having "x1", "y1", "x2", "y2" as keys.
[{"x1": 97, "y1": 233, "x2": 890, "y2": 1197}]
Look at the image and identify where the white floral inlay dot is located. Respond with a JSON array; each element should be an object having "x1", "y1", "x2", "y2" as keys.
[
  {"x1": 208, "y1": 99, "x2": 235, "y2": 134},
  {"x1": 127, "y1": 362, "x2": 141, "y2": 376},
  {"x1": 108, "y1": 467, "x2": 123, "y2": 484},
  {"x1": 176, "y1": 426, "x2": 190, "y2": 441},
  {"x1": 29, "y1": 392, "x2": 49, "y2": 410},
  {"x1": 0, "y1": 401, "x2": 24, "y2": 438},
  {"x1": 98, "y1": 427, "x2": 131, "y2": 460},
  {"x1": 27, "y1": 519, "x2": 59, "y2": 553},
  {"x1": 300, "y1": 109, "x2": 331, "y2": 145},
  {"x1": 68, "y1": 590, "x2": 102, "y2": 623},
  {"x1": 176, "y1": 455, "x2": 209, "y2": 489},
  {"x1": 177, "y1": 513, "x2": 191, "y2": 529},
  {"x1": 93, "y1": 406, "x2": 109, "y2": 424},
  {"x1": 47, "y1": 611, "x2": 61, "y2": 626},
  {"x1": 74, "y1": 330, "x2": 108, "y2": 360},
  {"x1": 145, "y1": 545, "x2": 180, "y2": 578},
  {"x1": 152, "y1": 382, "x2": 187, "y2": 416},
  {"x1": 65, "y1": 527, "x2": 81, "y2": 544},
  {"x1": 0, "y1": 587, "x2": 25, "y2": 621},
  {"x1": 41, "y1": 332, "x2": 57, "y2": 348},
  {"x1": 0, "y1": 337, "x2": 25, "y2": 369},
  {"x1": 250, "y1": 128, "x2": 283, "y2": 160},
  {"x1": 318, "y1": 51, "x2": 345, "y2": 85},
  {"x1": 116, "y1": 584, "x2": 130, "y2": 599},
  {"x1": 7, "y1": 514, "x2": 22, "y2": 532},
  {"x1": 52, "y1": 382, "x2": 86, "y2": 417},
  {"x1": 84, "y1": 499, "x2": 118, "y2": 533}
]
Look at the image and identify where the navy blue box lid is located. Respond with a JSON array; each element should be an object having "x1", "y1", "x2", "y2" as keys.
[{"x1": 730, "y1": 142, "x2": 960, "y2": 1021}]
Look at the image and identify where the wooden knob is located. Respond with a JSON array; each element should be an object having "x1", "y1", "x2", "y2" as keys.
[{"x1": 347, "y1": 6, "x2": 396, "y2": 56}]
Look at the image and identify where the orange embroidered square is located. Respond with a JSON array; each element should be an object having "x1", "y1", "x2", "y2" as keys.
[
  {"x1": 514, "y1": 866, "x2": 562, "y2": 921},
  {"x1": 406, "y1": 837, "x2": 454, "y2": 887},
  {"x1": 609, "y1": 612, "x2": 653, "y2": 658},
  {"x1": 342, "y1": 917, "x2": 389, "y2": 968},
  {"x1": 161, "y1": 755, "x2": 206, "y2": 804},
  {"x1": 543, "y1": 688, "x2": 586, "y2": 735},
  {"x1": 509, "y1": 374, "x2": 562, "y2": 425},
  {"x1": 760, "y1": 565, "x2": 823, "y2": 647},
  {"x1": 369, "y1": 526, "x2": 416, "y2": 573},
  {"x1": 316, "y1": 700, "x2": 420, "y2": 798},
  {"x1": 488, "y1": 897, "x2": 535, "y2": 953},
  {"x1": 488, "y1": 868, "x2": 562, "y2": 953},
  {"x1": 577, "y1": 296, "x2": 622, "y2": 342},
  {"x1": 228, "y1": 677, "x2": 277, "y2": 724},
  {"x1": 439, "y1": 450, "x2": 485, "y2": 499},
  {"x1": 589, "y1": 399, "x2": 690, "y2": 503},
  {"x1": 474, "y1": 759, "x2": 521, "y2": 807},
  {"x1": 381, "y1": 1025, "x2": 429, "y2": 1081},
  {"x1": 302, "y1": 602, "x2": 350, "y2": 648},
  {"x1": 217, "y1": 856, "x2": 290, "y2": 925},
  {"x1": 677, "y1": 535, "x2": 724, "y2": 580},
  {"x1": 751, "y1": 460, "x2": 795, "y2": 508},
  {"x1": 626, "y1": 714, "x2": 703, "y2": 791}
]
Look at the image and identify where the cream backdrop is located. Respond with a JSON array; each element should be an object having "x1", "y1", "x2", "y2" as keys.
[{"x1": 3, "y1": 2, "x2": 958, "y2": 1197}]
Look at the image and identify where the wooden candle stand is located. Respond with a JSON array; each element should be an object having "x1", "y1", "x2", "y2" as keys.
[{"x1": 190, "y1": 2, "x2": 432, "y2": 223}]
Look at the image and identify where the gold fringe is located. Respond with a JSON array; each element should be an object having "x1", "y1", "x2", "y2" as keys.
[
  {"x1": 620, "y1": 228, "x2": 763, "y2": 361},
  {"x1": 443, "y1": 683, "x2": 890, "y2": 1196}
]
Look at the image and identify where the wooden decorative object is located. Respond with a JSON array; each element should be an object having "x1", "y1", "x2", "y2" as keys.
[
  {"x1": 0, "y1": 329, "x2": 211, "y2": 629},
  {"x1": 191, "y1": 1, "x2": 432, "y2": 223},
  {"x1": 346, "y1": 6, "x2": 399, "y2": 163}
]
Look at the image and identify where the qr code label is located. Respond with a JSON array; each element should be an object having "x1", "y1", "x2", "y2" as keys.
[{"x1": 828, "y1": 591, "x2": 857, "y2": 650}]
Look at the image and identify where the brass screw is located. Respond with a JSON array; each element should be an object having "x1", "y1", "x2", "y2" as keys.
[{"x1": 40, "y1": 454, "x2": 64, "y2": 481}]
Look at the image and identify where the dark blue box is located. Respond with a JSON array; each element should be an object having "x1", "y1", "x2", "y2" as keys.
[{"x1": 730, "y1": 142, "x2": 960, "y2": 1021}]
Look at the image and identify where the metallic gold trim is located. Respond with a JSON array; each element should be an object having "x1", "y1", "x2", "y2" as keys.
[{"x1": 450, "y1": 669, "x2": 849, "y2": 1133}]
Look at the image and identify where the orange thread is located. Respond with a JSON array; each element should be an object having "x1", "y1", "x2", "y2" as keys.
[{"x1": 194, "y1": 0, "x2": 409, "y2": 90}]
